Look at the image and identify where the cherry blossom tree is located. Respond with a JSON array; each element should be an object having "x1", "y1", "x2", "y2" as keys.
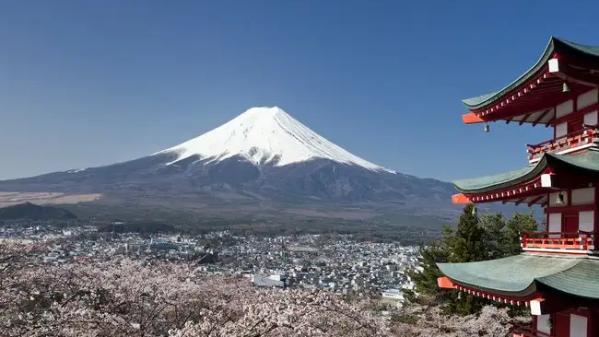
[{"x1": 0, "y1": 242, "x2": 520, "y2": 337}]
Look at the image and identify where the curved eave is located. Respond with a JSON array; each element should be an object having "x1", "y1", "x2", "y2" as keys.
[
  {"x1": 438, "y1": 255, "x2": 599, "y2": 300},
  {"x1": 462, "y1": 37, "x2": 599, "y2": 111},
  {"x1": 453, "y1": 155, "x2": 548, "y2": 194},
  {"x1": 536, "y1": 259, "x2": 599, "y2": 299},
  {"x1": 437, "y1": 255, "x2": 559, "y2": 297},
  {"x1": 453, "y1": 150, "x2": 599, "y2": 194}
]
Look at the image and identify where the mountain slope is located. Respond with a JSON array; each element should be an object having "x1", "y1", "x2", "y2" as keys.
[{"x1": 0, "y1": 106, "x2": 461, "y2": 222}]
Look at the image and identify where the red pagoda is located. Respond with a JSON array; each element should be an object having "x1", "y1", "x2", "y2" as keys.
[{"x1": 437, "y1": 37, "x2": 599, "y2": 337}]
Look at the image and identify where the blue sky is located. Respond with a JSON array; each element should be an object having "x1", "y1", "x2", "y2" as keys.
[{"x1": 1, "y1": 1, "x2": 599, "y2": 181}]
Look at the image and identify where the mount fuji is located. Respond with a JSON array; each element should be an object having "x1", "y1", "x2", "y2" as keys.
[
  {"x1": 0, "y1": 107, "x2": 459, "y2": 224},
  {"x1": 159, "y1": 106, "x2": 391, "y2": 172}
]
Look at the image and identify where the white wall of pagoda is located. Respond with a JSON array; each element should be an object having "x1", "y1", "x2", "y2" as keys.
[
  {"x1": 554, "y1": 88, "x2": 599, "y2": 138},
  {"x1": 571, "y1": 314, "x2": 588, "y2": 337},
  {"x1": 537, "y1": 314, "x2": 551, "y2": 335},
  {"x1": 545, "y1": 187, "x2": 596, "y2": 234}
]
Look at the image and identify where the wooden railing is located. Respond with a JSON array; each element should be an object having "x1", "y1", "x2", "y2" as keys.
[
  {"x1": 521, "y1": 231, "x2": 595, "y2": 252},
  {"x1": 510, "y1": 323, "x2": 553, "y2": 337},
  {"x1": 527, "y1": 126, "x2": 599, "y2": 162}
]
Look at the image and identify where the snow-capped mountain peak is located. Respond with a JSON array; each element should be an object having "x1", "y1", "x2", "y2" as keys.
[{"x1": 159, "y1": 106, "x2": 392, "y2": 172}]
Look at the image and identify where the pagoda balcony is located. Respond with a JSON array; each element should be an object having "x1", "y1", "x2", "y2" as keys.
[
  {"x1": 527, "y1": 126, "x2": 599, "y2": 163},
  {"x1": 510, "y1": 323, "x2": 553, "y2": 337},
  {"x1": 521, "y1": 231, "x2": 596, "y2": 254}
]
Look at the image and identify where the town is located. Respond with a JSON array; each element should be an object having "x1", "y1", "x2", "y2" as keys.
[{"x1": 0, "y1": 222, "x2": 418, "y2": 301}]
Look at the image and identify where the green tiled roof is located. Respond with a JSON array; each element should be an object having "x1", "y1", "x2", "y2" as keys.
[
  {"x1": 462, "y1": 92, "x2": 498, "y2": 107},
  {"x1": 463, "y1": 37, "x2": 599, "y2": 109},
  {"x1": 453, "y1": 165, "x2": 538, "y2": 193},
  {"x1": 559, "y1": 39, "x2": 599, "y2": 58},
  {"x1": 552, "y1": 148, "x2": 599, "y2": 170},
  {"x1": 537, "y1": 259, "x2": 599, "y2": 299},
  {"x1": 438, "y1": 254, "x2": 599, "y2": 299},
  {"x1": 453, "y1": 150, "x2": 599, "y2": 193}
]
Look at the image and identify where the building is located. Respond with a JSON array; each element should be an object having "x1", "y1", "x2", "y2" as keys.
[
  {"x1": 381, "y1": 288, "x2": 404, "y2": 301},
  {"x1": 252, "y1": 274, "x2": 287, "y2": 288},
  {"x1": 437, "y1": 37, "x2": 599, "y2": 337}
]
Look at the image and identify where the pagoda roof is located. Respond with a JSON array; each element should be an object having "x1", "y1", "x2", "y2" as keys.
[
  {"x1": 463, "y1": 37, "x2": 599, "y2": 110},
  {"x1": 454, "y1": 149, "x2": 599, "y2": 193},
  {"x1": 438, "y1": 254, "x2": 599, "y2": 299}
]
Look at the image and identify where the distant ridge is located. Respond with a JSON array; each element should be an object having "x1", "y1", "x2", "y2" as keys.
[{"x1": 0, "y1": 202, "x2": 77, "y2": 221}]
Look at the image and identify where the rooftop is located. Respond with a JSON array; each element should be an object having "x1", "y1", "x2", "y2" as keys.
[
  {"x1": 453, "y1": 149, "x2": 599, "y2": 194},
  {"x1": 438, "y1": 254, "x2": 599, "y2": 299},
  {"x1": 463, "y1": 37, "x2": 599, "y2": 110}
]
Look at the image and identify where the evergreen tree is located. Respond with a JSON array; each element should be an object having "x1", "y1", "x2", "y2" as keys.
[
  {"x1": 407, "y1": 206, "x2": 538, "y2": 316},
  {"x1": 502, "y1": 212, "x2": 537, "y2": 256},
  {"x1": 446, "y1": 204, "x2": 486, "y2": 263},
  {"x1": 405, "y1": 242, "x2": 448, "y2": 303},
  {"x1": 480, "y1": 213, "x2": 506, "y2": 259}
]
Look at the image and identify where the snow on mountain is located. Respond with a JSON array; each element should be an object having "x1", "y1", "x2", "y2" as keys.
[{"x1": 159, "y1": 106, "x2": 394, "y2": 173}]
